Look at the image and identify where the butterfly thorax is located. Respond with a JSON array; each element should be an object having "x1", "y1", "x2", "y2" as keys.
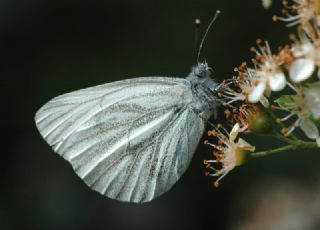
[{"x1": 186, "y1": 62, "x2": 220, "y2": 120}]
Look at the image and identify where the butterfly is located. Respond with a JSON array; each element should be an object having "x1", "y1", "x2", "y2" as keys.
[
  {"x1": 35, "y1": 12, "x2": 222, "y2": 203},
  {"x1": 35, "y1": 62, "x2": 220, "y2": 203}
]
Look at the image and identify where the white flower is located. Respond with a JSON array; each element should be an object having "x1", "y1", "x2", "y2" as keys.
[
  {"x1": 247, "y1": 69, "x2": 286, "y2": 103},
  {"x1": 217, "y1": 70, "x2": 269, "y2": 107},
  {"x1": 248, "y1": 70, "x2": 286, "y2": 103},
  {"x1": 218, "y1": 68, "x2": 273, "y2": 107},
  {"x1": 219, "y1": 40, "x2": 287, "y2": 107},
  {"x1": 246, "y1": 41, "x2": 287, "y2": 103},
  {"x1": 274, "y1": 0, "x2": 318, "y2": 27},
  {"x1": 276, "y1": 83, "x2": 320, "y2": 146},
  {"x1": 217, "y1": 71, "x2": 268, "y2": 106},
  {"x1": 204, "y1": 123, "x2": 255, "y2": 187}
]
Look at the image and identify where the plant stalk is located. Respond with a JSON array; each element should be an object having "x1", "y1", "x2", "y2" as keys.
[{"x1": 249, "y1": 141, "x2": 318, "y2": 159}]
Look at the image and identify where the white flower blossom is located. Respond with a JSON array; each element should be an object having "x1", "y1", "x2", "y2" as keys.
[
  {"x1": 244, "y1": 41, "x2": 287, "y2": 103},
  {"x1": 204, "y1": 123, "x2": 254, "y2": 187},
  {"x1": 274, "y1": 0, "x2": 319, "y2": 27},
  {"x1": 218, "y1": 69, "x2": 269, "y2": 107},
  {"x1": 276, "y1": 83, "x2": 320, "y2": 146},
  {"x1": 248, "y1": 69, "x2": 286, "y2": 103}
]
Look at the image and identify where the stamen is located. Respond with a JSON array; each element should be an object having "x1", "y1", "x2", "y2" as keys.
[{"x1": 281, "y1": 112, "x2": 296, "y2": 121}]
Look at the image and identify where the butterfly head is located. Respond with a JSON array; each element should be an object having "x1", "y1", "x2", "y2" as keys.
[
  {"x1": 188, "y1": 62, "x2": 218, "y2": 94},
  {"x1": 191, "y1": 62, "x2": 213, "y2": 79}
]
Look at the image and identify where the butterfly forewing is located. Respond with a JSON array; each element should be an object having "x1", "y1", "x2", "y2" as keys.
[{"x1": 35, "y1": 77, "x2": 206, "y2": 202}]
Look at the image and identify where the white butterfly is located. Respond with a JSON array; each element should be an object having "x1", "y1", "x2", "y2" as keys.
[{"x1": 35, "y1": 62, "x2": 220, "y2": 203}]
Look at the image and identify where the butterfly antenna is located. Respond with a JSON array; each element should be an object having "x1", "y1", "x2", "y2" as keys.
[
  {"x1": 196, "y1": 10, "x2": 221, "y2": 63},
  {"x1": 194, "y1": 18, "x2": 201, "y2": 61}
]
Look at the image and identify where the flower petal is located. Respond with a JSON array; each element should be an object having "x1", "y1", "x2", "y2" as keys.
[
  {"x1": 230, "y1": 123, "x2": 240, "y2": 141},
  {"x1": 289, "y1": 58, "x2": 315, "y2": 82},
  {"x1": 260, "y1": 95, "x2": 270, "y2": 108},
  {"x1": 317, "y1": 137, "x2": 320, "y2": 147},
  {"x1": 300, "y1": 118, "x2": 319, "y2": 140},
  {"x1": 305, "y1": 82, "x2": 320, "y2": 119},
  {"x1": 262, "y1": 0, "x2": 272, "y2": 9},
  {"x1": 237, "y1": 138, "x2": 255, "y2": 152},
  {"x1": 264, "y1": 86, "x2": 271, "y2": 97},
  {"x1": 292, "y1": 43, "x2": 313, "y2": 58},
  {"x1": 269, "y1": 71, "x2": 286, "y2": 91},
  {"x1": 248, "y1": 82, "x2": 266, "y2": 103}
]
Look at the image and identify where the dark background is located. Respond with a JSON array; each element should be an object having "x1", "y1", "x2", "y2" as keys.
[{"x1": 1, "y1": 0, "x2": 320, "y2": 229}]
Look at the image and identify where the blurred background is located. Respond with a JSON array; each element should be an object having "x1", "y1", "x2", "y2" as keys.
[{"x1": 1, "y1": 0, "x2": 320, "y2": 229}]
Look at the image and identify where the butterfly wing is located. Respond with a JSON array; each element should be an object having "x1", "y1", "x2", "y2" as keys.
[{"x1": 35, "y1": 77, "x2": 206, "y2": 203}]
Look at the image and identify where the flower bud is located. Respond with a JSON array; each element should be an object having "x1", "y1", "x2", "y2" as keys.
[{"x1": 247, "y1": 106, "x2": 273, "y2": 134}]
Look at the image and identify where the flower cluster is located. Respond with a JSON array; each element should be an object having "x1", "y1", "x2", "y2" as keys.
[{"x1": 205, "y1": 0, "x2": 320, "y2": 186}]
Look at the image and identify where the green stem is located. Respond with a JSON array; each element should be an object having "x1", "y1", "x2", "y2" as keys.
[
  {"x1": 273, "y1": 132, "x2": 295, "y2": 144},
  {"x1": 249, "y1": 141, "x2": 318, "y2": 159},
  {"x1": 256, "y1": 130, "x2": 294, "y2": 144}
]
